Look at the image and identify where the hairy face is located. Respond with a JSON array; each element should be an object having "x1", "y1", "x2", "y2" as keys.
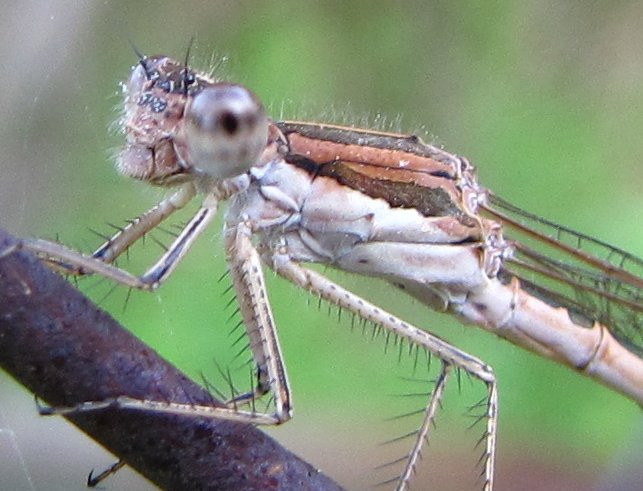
[{"x1": 117, "y1": 55, "x2": 268, "y2": 187}]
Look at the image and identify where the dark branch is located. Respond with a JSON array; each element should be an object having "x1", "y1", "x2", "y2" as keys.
[{"x1": 0, "y1": 228, "x2": 341, "y2": 490}]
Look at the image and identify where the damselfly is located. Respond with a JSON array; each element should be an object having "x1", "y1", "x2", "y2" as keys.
[{"x1": 7, "y1": 53, "x2": 642, "y2": 490}]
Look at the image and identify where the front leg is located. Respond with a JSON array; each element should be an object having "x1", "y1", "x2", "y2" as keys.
[
  {"x1": 34, "y1": 220, "x2": 292, "y2": 427},
  {"x1": 92, "y1": 183, "x2": 196, "y2": 263},
  {"x1": 14, "y1": 191, "x2": 216, "y2": 291}
]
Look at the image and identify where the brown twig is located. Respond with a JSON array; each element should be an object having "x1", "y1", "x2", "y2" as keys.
[{"x1": 0, "y1": 228, "x2": 341, "y2": 490}]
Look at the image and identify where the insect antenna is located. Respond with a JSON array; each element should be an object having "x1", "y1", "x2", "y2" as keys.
[
  {"x1": 182, "y1": 36, "x2": 196, "y2": 97},
  {"x1": 128, "y1": 40, "x2": 152, "y2": 80}
]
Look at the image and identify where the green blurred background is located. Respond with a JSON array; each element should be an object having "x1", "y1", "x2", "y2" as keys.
[{"x1": 1, "y1": 1, "x2": 641, "y2": 490}]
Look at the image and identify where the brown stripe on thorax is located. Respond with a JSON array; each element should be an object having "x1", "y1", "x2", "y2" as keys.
[
  {"x1": 277, "y1": 121, "x2": 476, "y2": 226},
  {"x1": 278, "y1": 121, "x2": 459, "y2": 176}
]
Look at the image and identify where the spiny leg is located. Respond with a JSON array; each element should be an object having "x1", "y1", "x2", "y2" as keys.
[
  {"x1": 27, "y1": 183, "x2": 196, "y2": 277},
  {"x1": 87, "y1": 460, "x2": 125, "y2": 488},
  {"x1": 397, "y1": 364, "x2": 449, "y2": 489},
  {"x1": 221, "y1": 222, "x2": 293, "y2": 419},
  {"x1": 19, "y1": 192, "x2": 216, "y2": 291},
  {"x1": 92, "y1": 183, "x2": 196, "y2": 263},
  {"x1": 35, "y1": 220, "x2": 292, "y2": 427},
  {"x1": 270, "y1": 248, "x2": 498, "y2": 491}
]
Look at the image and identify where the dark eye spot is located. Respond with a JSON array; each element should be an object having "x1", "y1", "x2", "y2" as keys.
[
  {"x1": 150, "y1": 97, "x2": 168, "y2": 113},
  {"x1": 156, "y1": 79, "x2": 171, "y2": 92},
  {"x1": 137, "y1": 93, "x2": 153, "y2": 106},
  {"x1": 219, "y1": 111, "x2": 239, "y2": 135}
]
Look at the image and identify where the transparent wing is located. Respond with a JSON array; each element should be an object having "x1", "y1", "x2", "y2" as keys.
[{"x1": 484, "y1": 193, "x2": 643, "y2": 357}]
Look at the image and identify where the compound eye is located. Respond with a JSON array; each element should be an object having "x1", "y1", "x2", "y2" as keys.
[{"x1": 185, "y1": 85, "x2": 268, "y2": 178}]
